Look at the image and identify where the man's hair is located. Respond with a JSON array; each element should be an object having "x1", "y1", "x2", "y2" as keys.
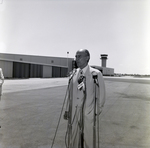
[
  {"x1": 84, "y1": 49, "x2": 90, "y2": 57},
  {"x1": 84, "y1": 49, "x2": 90, "y2": 62}
]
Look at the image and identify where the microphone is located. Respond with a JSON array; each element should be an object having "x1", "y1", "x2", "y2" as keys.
[
  {"x1": 92, "y1": 71, "x2": 98, "y2": 79},
  {"x1": 92, "y1": 72, "x2": 99, "y2": 86},
  {"x1": 68, "y1": 68, "x2": 77, "y2": 82}
]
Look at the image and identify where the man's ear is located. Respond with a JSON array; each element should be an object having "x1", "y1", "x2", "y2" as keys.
[{"x1": 86, "y1": 56, "x2": 90, "y2": 62}]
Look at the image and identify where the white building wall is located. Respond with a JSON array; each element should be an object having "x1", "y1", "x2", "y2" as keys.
[
  {"x1": 102, "y1": 67, "x2": 114, "y2": 76},
  {"x1": 0, "y1": 53, "x2": 73, "y2": 69},
  {"x1": 0, "y1": 60, "x2": 13, "y2": 78}
]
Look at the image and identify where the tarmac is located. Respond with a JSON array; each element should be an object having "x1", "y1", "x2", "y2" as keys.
[{"x1": 0, "y1": 77, "x2": 150, "y2": 148}]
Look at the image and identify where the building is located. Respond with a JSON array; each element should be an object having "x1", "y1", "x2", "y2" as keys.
[
  {"x1": 0, "y1": 53, "x2": 114, "y2": 78},
  {"x1": 91, "y1": 54, "x2": 114, "y2": 76},
  {"x1": 0, "y1": 53, "x2": 74, "y2": 78}
]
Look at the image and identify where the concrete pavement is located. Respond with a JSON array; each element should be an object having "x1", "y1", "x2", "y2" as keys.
[
  {"x1": 0, "y1": 77, "x2": 150, "y2": 148},
  {"x1": 2, "y1": 78, "x2": 68, "y2": 94}
]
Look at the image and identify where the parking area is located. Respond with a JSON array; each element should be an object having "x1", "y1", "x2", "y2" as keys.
[{"x1": 0, "y1": 77, "x2": 150, "y2": 148}]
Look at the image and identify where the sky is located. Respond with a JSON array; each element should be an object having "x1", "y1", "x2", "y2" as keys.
[{"x1": 0, "y1": 0, "x2": 150, "y2": 74}]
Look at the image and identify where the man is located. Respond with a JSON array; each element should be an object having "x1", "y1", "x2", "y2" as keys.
[
  {"x1": 64, "y1": 49, "x2": 105, "y2": 148},
  {"x1": 0, "y1": 68, "x2": 4, "y2": 100}
]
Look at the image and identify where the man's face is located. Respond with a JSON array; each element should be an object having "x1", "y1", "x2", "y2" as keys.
[{"x1": 75, "y1": 51, "x2": 89, "y2": 69}]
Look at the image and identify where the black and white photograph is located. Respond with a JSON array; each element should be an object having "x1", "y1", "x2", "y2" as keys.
[{"x1": 0, "y1": 0, "x2": 150, "y2": 148}]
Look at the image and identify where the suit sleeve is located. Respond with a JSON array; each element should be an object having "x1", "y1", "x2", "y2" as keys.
[{"x1": 97, "y1": 71, "x2": 106, "y2": 112}]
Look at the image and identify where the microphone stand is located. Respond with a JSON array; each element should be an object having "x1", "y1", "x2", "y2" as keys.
[
  {"x1": 51, "y1": 69, "x2": 76, "y2": 148},
  {"x1": 93, "y1": 74, "x2": 99, "y2": 148},
  {"x1": 67, "y1": 69, "x2": 77, "y2": 148},
  {"x1": 80, "y1": 77, "x2": 86, "y2": 148},
  {"x1": 51, "y1": 82, "x2": 69, "y2": 148}
]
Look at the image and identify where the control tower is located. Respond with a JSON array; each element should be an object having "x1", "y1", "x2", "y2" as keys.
[
  {"x1": 91, "y1": 54, "x2": 114, "y2": 76},
  {"x1": 100, "y1": 54, "x2": 108, "y2": 67}
]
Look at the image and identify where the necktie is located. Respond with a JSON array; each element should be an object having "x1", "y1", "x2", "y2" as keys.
[
  {"x1": 78, "y1": 69, "x2": 84, "y2": 84},
  {"x1": 78, "y1": 69, "x2": 85, "y2": 91}
]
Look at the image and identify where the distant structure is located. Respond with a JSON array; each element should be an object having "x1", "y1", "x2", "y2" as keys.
[
  {"x1": 0, "y1": 53, "x2": 74, "y2": 78},
  {"x1": 101, "y1": 54, "x2": 108, "y2": 67},
  {"x1": 91, "y1": 54, "x2": 114, "y2": 76},
  {"x1": 0, "y1": 53, "x2": 114, "y2": 78}
]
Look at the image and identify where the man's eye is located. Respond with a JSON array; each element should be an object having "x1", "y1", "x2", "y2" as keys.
[{"x1": 76, "y1": 56, "x2": 81, "y2": 58}]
